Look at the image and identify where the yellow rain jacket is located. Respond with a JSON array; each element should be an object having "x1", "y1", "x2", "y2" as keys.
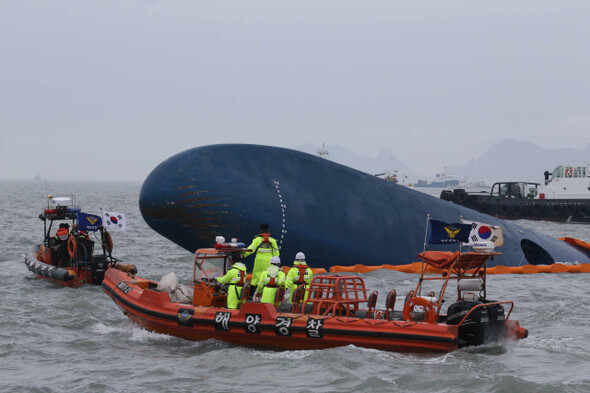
[
  {"x1": 257, "y1": 265, "x2": 286, "y2": 305},
  {"x1": 286, "y1": 261, "x2": 313, "y2": 302},
  {"x1": 243, "y1": 234, "x2": 279, "y2": 287},
  {"x1": 216, "y1": 262, "x2": 247, "y2": 309}
]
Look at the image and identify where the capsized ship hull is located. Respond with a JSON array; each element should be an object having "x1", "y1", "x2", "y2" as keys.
[{"x1": 139, "y1": 144, "x2": 590, "y2": 269}]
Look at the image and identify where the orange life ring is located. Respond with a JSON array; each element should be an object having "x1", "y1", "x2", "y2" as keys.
[
  {"x1": 67, "y1": 235, "x2": 77, "y2": 259},
  {"x1": 402, "y1": 296, "x2": 437, "y2": 323},
  {"x1": 565, "y1": 167, "x2": 573, "y2": 177},
  {"x1": 104, "y1": 231, "x2": 113, "y2": 253}
]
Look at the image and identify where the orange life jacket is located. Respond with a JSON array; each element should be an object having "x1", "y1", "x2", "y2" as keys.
[
  {"x1": 56, "y1": 228, "x2": 69, "y2": 241},
  {"x1": 255, "y1": 233, "x2": 275, "y2": 253},
  {"x1": 236, "y1": 269, "x2": 245, "y2": 286},
  {"x1": 294, "y1": 264, "x2": 309, "y2": 286},
  {"x1": 266, "y1": 275, "x2": 278, "y2": 288}
]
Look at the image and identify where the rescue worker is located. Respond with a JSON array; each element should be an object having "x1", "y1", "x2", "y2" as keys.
[
  {"x1": 285, "y1": 252, "x2": 313, "y2": 303},
  {"x1": 77, "y1": 230, "x2": 94, "y2": 259},
  {"x1": 53, "y1": 223, "x2": 70, "y2": 243},
  {"x1": 256, "y1": 256, "x2": 286, "y2": 305},
  {"x1": 216, "y1": 253, "x2": 247, "y2": 309},
  {"x1": 243, "y1": 224, "x2": 279, "y2": 292},
  {"x1": 53, "y1": 223, "x2": 71, "y2": 266}
]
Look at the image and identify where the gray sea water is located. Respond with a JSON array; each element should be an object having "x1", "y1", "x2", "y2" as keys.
[{"x1": 2, "y1": 180, "x2": 590, "y2": 392}]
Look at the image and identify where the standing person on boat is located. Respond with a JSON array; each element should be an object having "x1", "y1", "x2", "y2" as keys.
[
  {"x1": 216, "y1": 253, "x2": 247, "y2": 309},
  {"x1": 286, "y1": 252, "x2": 313, "y2": 303},
  {"x1": 76, "y1": 230, "x2": 94, "y2": 260},
  {"x1": 53, "y1": 223, "x2": 71, "y2": 266},
  {"x1": 243, "y1": 224, "x2": 280, "y2": 295},
  {"x1": 256, "y1": 256, "x2": 286, "y2": 305}
]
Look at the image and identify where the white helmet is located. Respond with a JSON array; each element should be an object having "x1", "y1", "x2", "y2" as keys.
[
  {"x1": 295, "y1": 252, "x2": 306, "y2": 261},
  {"x1": 270, "y1": 256, "x2": 281, "y2": 265}
]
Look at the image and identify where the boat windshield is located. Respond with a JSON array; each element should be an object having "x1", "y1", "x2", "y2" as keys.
[
  {"x1": 193, "y1": 253, "x2": 230, "y2": 282},
  {"x1": 491, "y1": 182, "x2": 538, "y2": 199}
]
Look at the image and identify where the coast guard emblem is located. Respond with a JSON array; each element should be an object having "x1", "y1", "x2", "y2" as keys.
[{"x1": 177, "y1": 309, "x2": 194, "y2": 327}]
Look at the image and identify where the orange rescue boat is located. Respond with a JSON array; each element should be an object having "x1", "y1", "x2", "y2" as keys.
[
  {"x1": 24, "y1": 195, "x2": 137, "y2": 287},
  {"x1": 102, "y1": 245, "x2": 527, "y2": 353}
]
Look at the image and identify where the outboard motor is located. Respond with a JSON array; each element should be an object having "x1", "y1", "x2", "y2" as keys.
[
  {"x1": 446, "y1": 300, "x2": 489, "y2": 347},
  {"x1": 483, "y1": 300, "x2": 506, "y2": 341},
  {"x1": 90, "y1": 255, "x2": 109, "y2": 283}
]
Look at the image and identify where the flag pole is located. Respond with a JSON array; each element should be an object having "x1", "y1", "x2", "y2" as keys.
[
  {"x1": 459, "y1": 214, "x2": 463, "y2": 254},
  {"x1": 419, "y1": 213, "x2": 430, "y2": 296}
]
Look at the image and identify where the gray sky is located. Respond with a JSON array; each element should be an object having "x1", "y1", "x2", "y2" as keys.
[{"x1": 1, "y1": 1, "x2": 589, "y2": 181}]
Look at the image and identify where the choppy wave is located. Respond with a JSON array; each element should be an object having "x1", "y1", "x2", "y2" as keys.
[{"x1": 2, "y1": 180, "x2": 590, "y2": 392}]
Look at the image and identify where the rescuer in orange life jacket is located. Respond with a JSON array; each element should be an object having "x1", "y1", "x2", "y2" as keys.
[
  {"x1": 256, "y1": 256, "x2": 286, "y2": 305},
  {"x1": 243, "y1": 223, "x2": 279, "y2": 297},
  {"x1": 216, "y1": 253, "x2": 248, "y2": 309},
  {"x1": 286, "y1": 252, "x2": 313, "y2": 303},
  {"x1": 76, "y1": 229, "x2": 94, "y2": 259},
  {"x1": 53, "y1": 223, "x2": 71, "y2": 266}
]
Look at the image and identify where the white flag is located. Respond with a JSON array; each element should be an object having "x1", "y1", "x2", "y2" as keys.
[
  {"x1": 462, "y1": 220, "x2": 503, "y2": 247},
  {"x1": 102, "y1": 209, "x2": 127, "y2": 231}
]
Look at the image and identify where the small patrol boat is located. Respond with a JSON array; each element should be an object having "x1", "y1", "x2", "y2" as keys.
[
  {"x1": 24, "y1": 195, "x2": 137, "y2": 287},
  {"x1": 102, "y1": 242, "x2": 527, "y2": 353}
]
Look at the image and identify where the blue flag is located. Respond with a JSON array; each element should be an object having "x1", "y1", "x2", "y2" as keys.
[
  {"x1": 77, "y1": 212, "x2": 102, "y2": 232},
  {"x1": 428, "y1": 219, "x2": 472, "y2": 244}
]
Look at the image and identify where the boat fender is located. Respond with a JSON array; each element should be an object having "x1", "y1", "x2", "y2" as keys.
[
  {"x1": 439, "y1": 190, "x2": 453, "y2": 201},
  {"x1": 552, "y1": 205, "x2": 562, "y2": 216},
  {"x1": 403, "y1": 297, "x2": 436, "y2": 323},
  {"x1": 512, "y1": 205, "x2": 522, "y2": 215},
  {"x1": 456, "y1": 190, "x2": 468, "y2": 203},
  {"x1": 114, "y1": 262, "x2": 138, "y2": 275},
  {"x1": 67, "y1": 236, "x2": 77, "y2": 260},
  {"x1": 566, "y1": 204, "x2": 577, "y2": 215},
  {"x1": 579, "y1": 204, "x2": 589, "y2": 215},
  {"x1": 532, "y1": 204, "x2": 543, "y2": 215}
]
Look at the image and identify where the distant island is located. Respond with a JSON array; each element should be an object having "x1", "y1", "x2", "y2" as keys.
[{"x1": 296, "y1": 140, "x2": 590, "y2": 187}]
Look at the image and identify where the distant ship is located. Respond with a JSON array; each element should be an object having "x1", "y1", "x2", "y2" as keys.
[
  {"x1": 139, "y1": 145, "x2": 590, "y2": 271},
  {"x1": 414, "y1": 168, "x2": 460, "y2": 188},
  {"x1": 441, "y1": 164, "x2": 590, "y2": 222}
]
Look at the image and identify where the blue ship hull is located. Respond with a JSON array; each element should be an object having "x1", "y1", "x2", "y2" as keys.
[{"x1": 139, "y1": 144, "x2": 590, "y2": 270}]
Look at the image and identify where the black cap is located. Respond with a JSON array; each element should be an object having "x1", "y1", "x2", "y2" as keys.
[{"x1": 260, "y1": 223, "x2": 269, "y2": 232}]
